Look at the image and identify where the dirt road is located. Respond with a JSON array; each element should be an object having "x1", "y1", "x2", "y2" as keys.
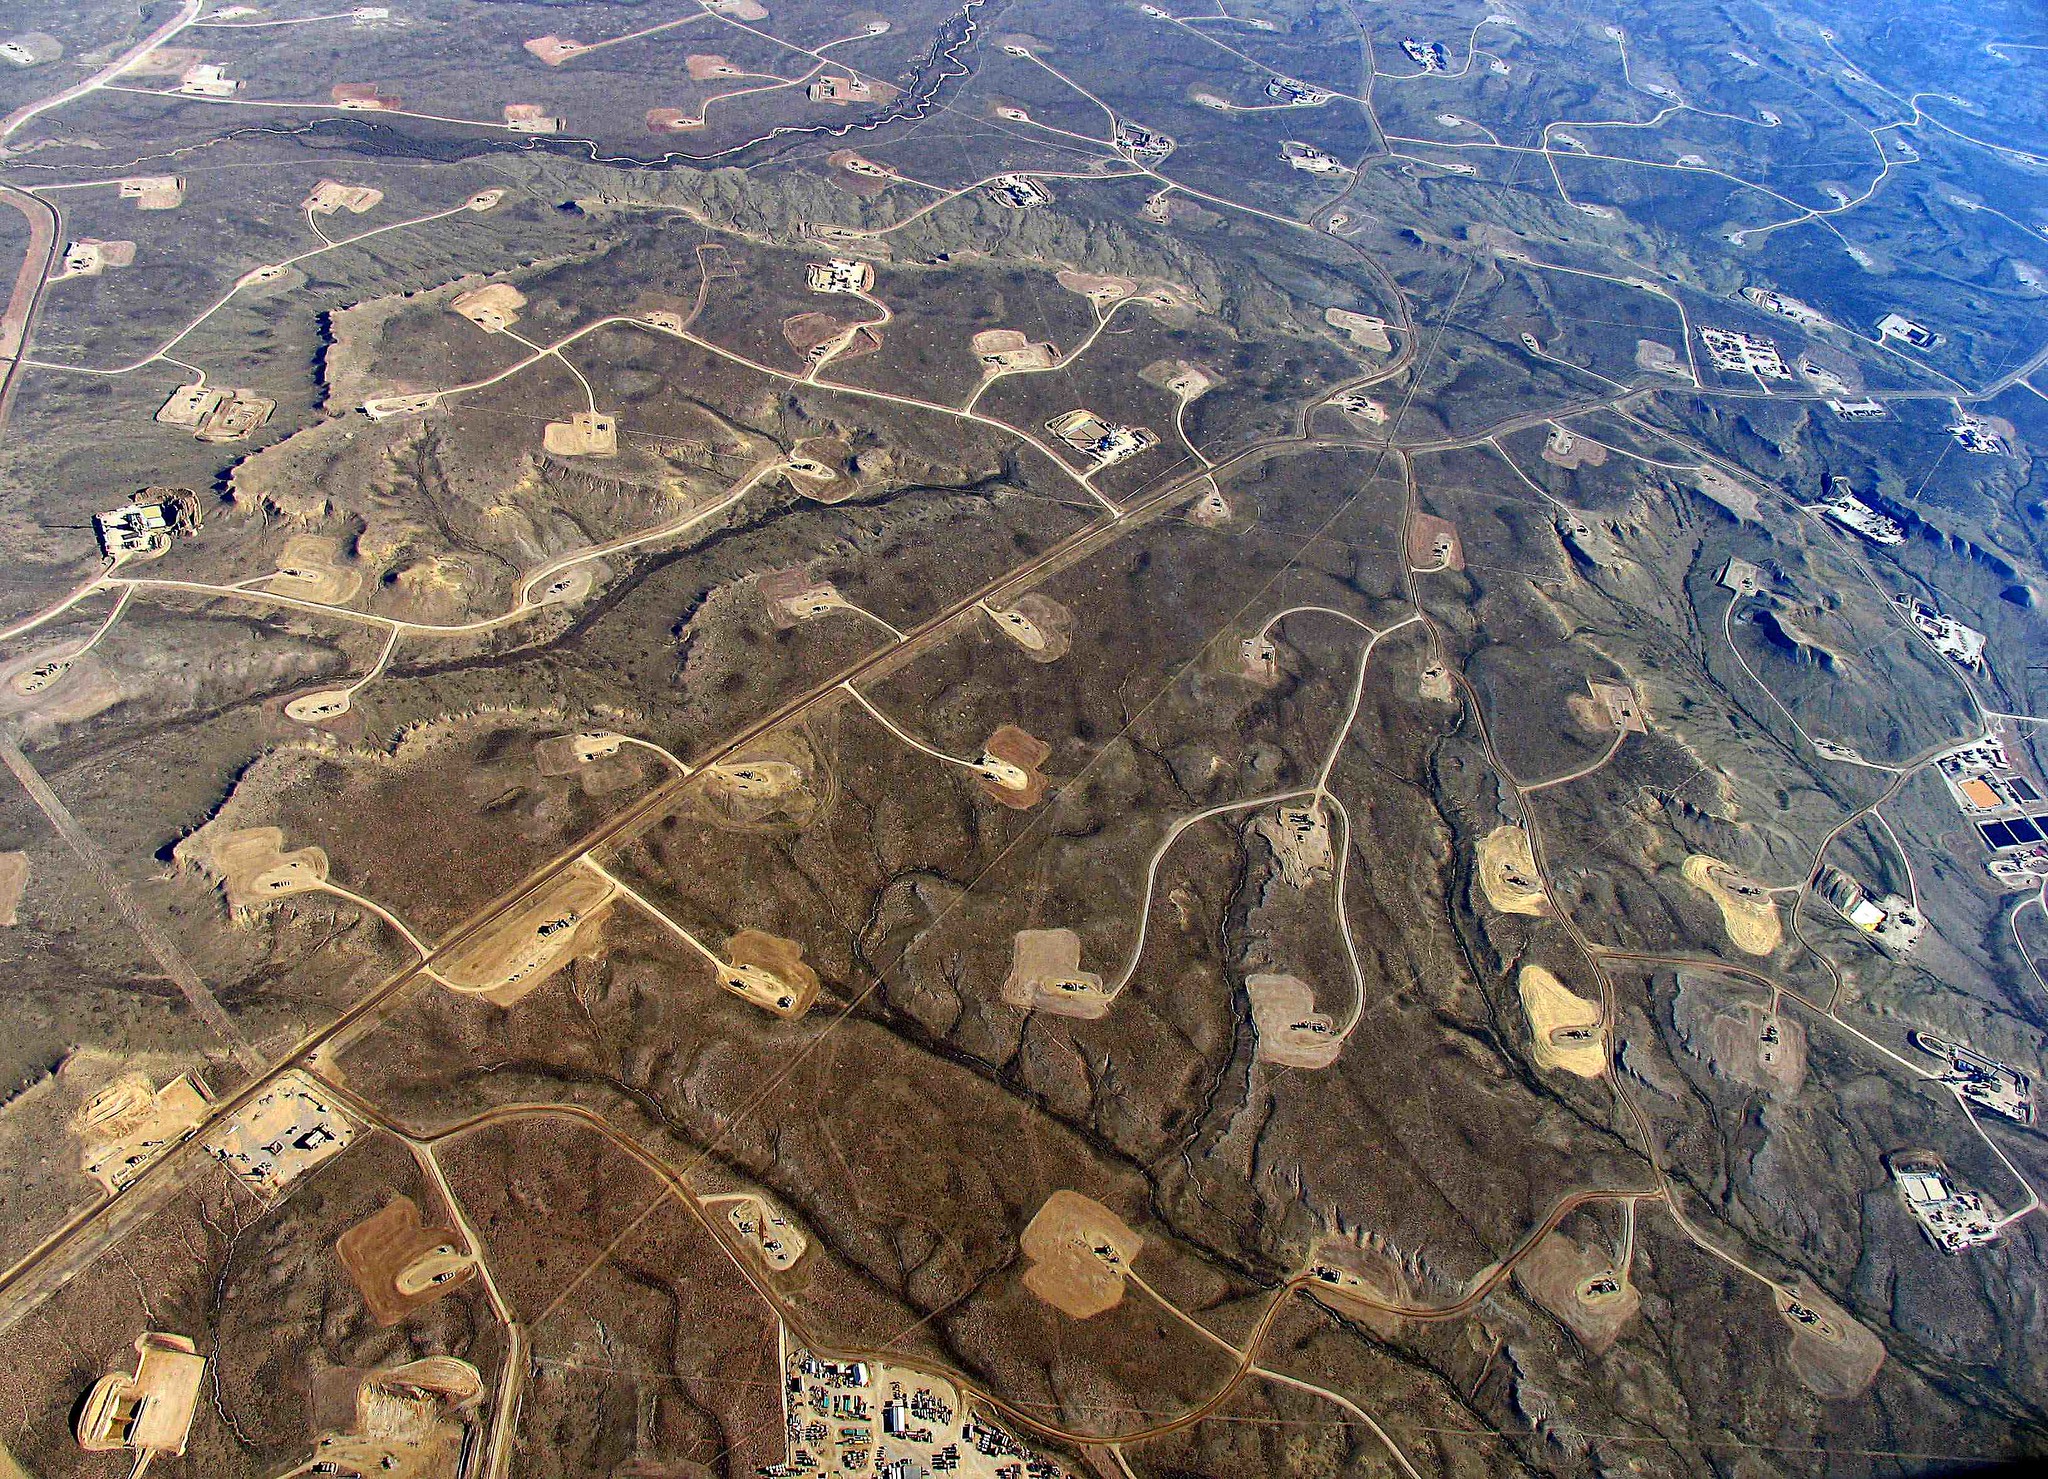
[
  {"x1": 0, "y1": 183, "x2": 57, "y2": 429},
  {"x1": 0, "y1": 0, "x2": 205, "y2": 438},
  {"x1": 0, "y1": 726, "x2": 260, "y2": 1070}
]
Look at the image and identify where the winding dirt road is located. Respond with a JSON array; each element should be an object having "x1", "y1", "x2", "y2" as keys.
[{"x1": 0, "y1": 182, "x2": 57, "y2": 430}]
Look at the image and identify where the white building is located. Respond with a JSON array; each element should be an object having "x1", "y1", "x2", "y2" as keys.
[
  {"x1": 202, "y1": 1072, "x2": 356, "y2": 1200},
  {"x1": 1281, "y1": 141, "x2": 1349, "y2": 176},
  {"x1": 1813, "y1": 490, "x2": 1903, "y2": 545},
  {"x1": 1700, "y1": 326, "x2": 1791, "y2": 379},
  {"x1": 93, "y1": 502, "x2": 172, "y2": 559},
  {"x1": 1400, "y1": 39, "x2": 1449, "y2": 71},
  {"x1": 1877, "y1": 312, "x2": 1940, "y2": 349},
  {"x1": 177, "y1": 63, "x2": 238, "y2": 96},
  {"x1": 1264, "y1": 76, "x2": 1332, "y2": 105},
  {"x1": 1740, "y1": 287, "x2": 1829, "y2": 327},
  {"x1": 60, "y1": 241, "x2": 103, "y2": 277},
  {"x1": 806, "y1": 259, "x2": 873, "y2": 294},
  {"x1": 1890, "y1": 1153, "x2": 2001, "y2": 1253},
  {"x1": 984, "y1": 175, "x2": 1049, "y2": 208},
  {"x1": 1950, "y1": 414, "x2": 2011, "y2": 456},
  {"x1": 1911, "y1": 1033, "x2": 2033, "y2": 1123},
  {"x1": 1896, "y1": 594, "x2": 1986, "y2": 667},
  {"x1": 1047, "y1": 409, "x2": 1157, "y2": 468}
]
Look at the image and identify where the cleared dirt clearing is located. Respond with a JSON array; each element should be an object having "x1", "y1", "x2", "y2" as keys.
[
  {"x1": 1519, "y1": 965, "x2": 1605, "y2": 1077},
  {"x1": 1682, "y1": 854, "x2": 1781, "y2": 955},
  {"x1": 1020, "y1": 1190, "x2": 1142, "y2": 1319},
  {"x1": 1478, "y1": 825, "x2": 1547, "y2": 915}
]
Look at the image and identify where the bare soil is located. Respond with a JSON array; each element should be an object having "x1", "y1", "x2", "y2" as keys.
[
  {"x1": 1513, "y1": 1232, "x2": 1639, "y2": 1354},
  {"x1": 1019, "y1": 1190, "x2": 1143, "y2": 1320}
]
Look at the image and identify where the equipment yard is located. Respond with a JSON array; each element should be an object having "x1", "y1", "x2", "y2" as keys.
[{"x1": 0, "y1": 0, "x2": 2042, "y2": 1475}]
